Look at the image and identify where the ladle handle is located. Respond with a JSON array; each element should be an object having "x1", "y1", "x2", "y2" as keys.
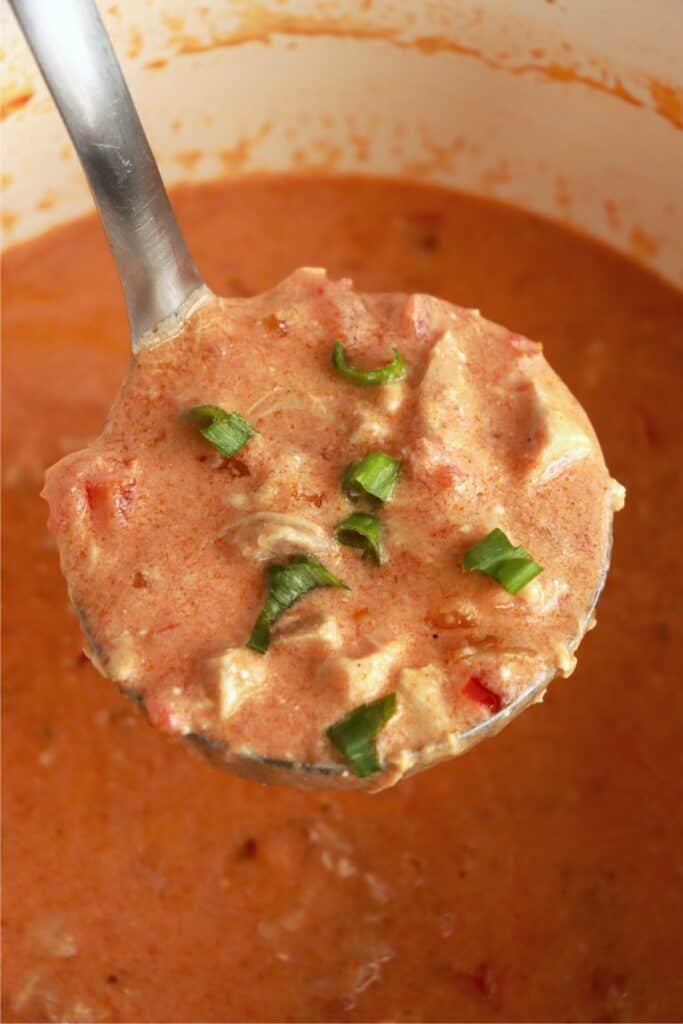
[{"x1": 9, "y1": 0, "x2": 204, "y2": 350}]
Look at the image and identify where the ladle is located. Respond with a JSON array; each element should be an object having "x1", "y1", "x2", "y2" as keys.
[{"x1": 10, "y1": 0, "x2": 611, "y2": 789}]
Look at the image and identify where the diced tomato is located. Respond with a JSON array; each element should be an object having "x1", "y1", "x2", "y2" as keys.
[
  {"x1": 221, "y1": 458, "x2": 250, "y2": 478},
  {"x1": 462, "y1": 676, "x2": 502, "y2": 714},
  {"x1": 304, "y1": 492, "x2": 324, "y2": 508},
  {"x1": 263, "y1": 313, "x2": 288, "y2": 334},
  {"x1": 85, "y1": 476, "x2": 136, "y2": 524},
  {"x1": 85, "y1": 480, "x2": 106, "y2": 511}
]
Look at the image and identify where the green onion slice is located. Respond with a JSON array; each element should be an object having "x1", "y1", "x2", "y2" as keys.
[
  {"x1": 183, "y1": 405, "x2": 257, "y2": 457},
  {"x1": 326, "y1": 693, "x2": 398, "y2": 777},
  {"x1": 247, "y1": 556, "x2": 349, "y2": 654},
  {"x1": 343, "y1": 452, "x2": 400, "y2": 503},
  {"x1": 332, "y1": 341, "x2": 406, "y2": 387},
  {"x1": 336, "y1": 512, "x2": 383, "y2": 564},
  {"x1": 462, "y1": 527, "x2": 543, "y2": 594}
]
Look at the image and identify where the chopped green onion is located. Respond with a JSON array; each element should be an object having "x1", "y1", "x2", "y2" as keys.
[
  {"x1": 343, "y1": 452, "x2": 400, "y2": 503},
  {"x1": 336, "y1": 512, "x2": 383, "y2": 564},
  {"x1": 326, "y1": 693, "x2": 398, "y2": 777},
  {"x1": 183, "y1": 405, "x2": 257, "y2": 457},
  {"x1": 332, "y1": 341, "x2": 406, "y2": 387},
  {"x1": 247, "y1": 556, "x2": 349, "y2": 654},
  {"x1": 462, "y1": 527, "x2": 543, "y2": 594}
]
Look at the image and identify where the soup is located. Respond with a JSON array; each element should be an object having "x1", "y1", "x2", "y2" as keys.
[
  {"x1": 3, "y1": 176, "x2": 682, "y2": 1022},
  {"x1": 41, "y1": 266, "x2": 619, "y2": 786}
]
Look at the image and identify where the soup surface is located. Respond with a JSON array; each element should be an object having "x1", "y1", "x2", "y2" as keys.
[{"x1": 3, "y1": 176, "x2": 682, "y2": 1022}]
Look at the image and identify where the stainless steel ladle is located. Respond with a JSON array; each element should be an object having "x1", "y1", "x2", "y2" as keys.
[
  {"x1": 9, "y1": 0, "x2": 205, "y2": 350},
  {"x1": 11, "y1": 0, "x2": 612, "y2": 790}
]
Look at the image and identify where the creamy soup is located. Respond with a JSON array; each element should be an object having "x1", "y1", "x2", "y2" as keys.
[
  {"x1": 3, "y1": 177, "x2": 682, "y2": 1021},
  {"x1": 42, "y1": 265, "x2": 619, "y2": 786}
]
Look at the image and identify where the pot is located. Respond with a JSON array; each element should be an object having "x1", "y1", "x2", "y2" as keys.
[
  {"x1": 3, "y1": 0, "x2": 682, "y2": 286},
  {"x1": 2, "y1": 4, "x2": 682, "y2": 1022}
]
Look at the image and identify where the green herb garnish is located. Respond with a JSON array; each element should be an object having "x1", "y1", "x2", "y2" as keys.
[
  {"x1": 183, "y1": 405, "x2": 257, "y2": 458},
  {"x1": 247, "y1": 556, "x2": 349, "y2": 654},
  {"x1": 326, "y1": 693, "x2": 398, "y2": 777},
  {"x1": 332, "y1": 341, "x2": 406, "y2": 387},
  {"x1": 336, "y1": 512, "x2": 383, "y2": 564},
  {"x1": 343, "y1": 452, "x2": 400, "y2": 503},
  {"x1": 462, "y1": 527, "x2": 543, "y2": 594}
]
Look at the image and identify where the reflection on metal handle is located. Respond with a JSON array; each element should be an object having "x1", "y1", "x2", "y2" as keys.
[{"x1": 9, "y1": 0, "x2": 204, "y2": 350}]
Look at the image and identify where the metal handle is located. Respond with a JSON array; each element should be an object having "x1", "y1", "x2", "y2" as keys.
[{"x1": 9, "y1": 0, "x2": 204, "y2": 350}]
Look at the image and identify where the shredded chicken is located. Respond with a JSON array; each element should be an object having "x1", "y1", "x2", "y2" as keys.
[
  {"x1": 203, "y1": 648, "x2": 267, "y2": 720},
  {"x1": 317, "y1": 641, "x2": 406, "y2": 705},
  {"x1": 525, "y1": 376, "x2": 594, "y2": 483},
  {"x1": 248, "y1": 386, "x2": 330, "y2": 422},
  {"x1": 394, "y1": 665, "x2": 453, "y2": 749},
  {"x1": 222, "y1": 511, "x2": 332, "y2": 561}
]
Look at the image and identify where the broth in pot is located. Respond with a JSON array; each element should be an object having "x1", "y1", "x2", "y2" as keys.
[{"x1": 2, "y1": 176, "x2": 682, "y2": 1021}]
